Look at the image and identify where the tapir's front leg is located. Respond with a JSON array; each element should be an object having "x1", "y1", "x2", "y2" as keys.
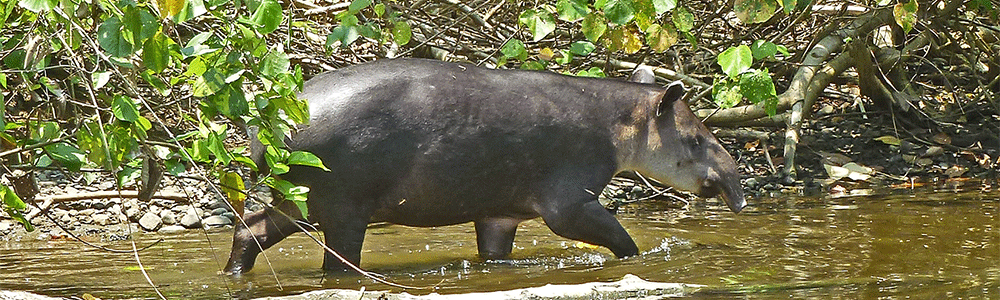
[
  {"x1": 225, "y1": 200, "x2": 305, "y2": 274},
  {"x1": 535, "y1": 171, "x2": 639, "y2": 258}
]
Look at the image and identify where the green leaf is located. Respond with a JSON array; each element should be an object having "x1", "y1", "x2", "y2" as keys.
[
  {"x1": 142, "y1": 32, "x2": 170, "y2": 73},
  {"x1": 250, "y1": 0, "x2": 282, "y2": 34},
  {"x1": 123, "y1": 5, "x2": 143, "y2": 46},
  {"x1": 1, "y1": 185, "x2": 33, "y2": 232},
  {"x1": 500, "y1": 39, "x2": 528, "y2": 61},
  {"x1": 569, "y1": 41, "x2": 596, "y2": 55},
  {"x1": 652, "y1": 0, "x2": 676, "y2": 14},
  {"x1": 556, "y1": 0, "x2": 589, "y2": 21},
  {"x1": 173, "y1": 0, "x2": 206, "y2": 23},
  {"x1": 348, "y1": 0, "x2": 371, "y2": 13},
  {"x1": 893, "y1": 0, "x2": 918, "y2": 34},
  {"x1": 734, "y1": 0, "x2": 778, "y2": 24},
  {"x1": 633, "y1": 0, "x2": 656, "y2": 31},
  {"x1": 778, "y1": 0, "x2": 796, "y2": 14},
  {"x1": 18, "y1": 0, "x2": 56, "y2": 13},
  {"x1": 712, "y1": 79, "x2": 742, "y2": 109},
  {"x1": 750, "y1": 39, "x2": 777, "y2": 60},
  {"x1": 44, "y1": 142, "x2": 85, "y2": 171},
  {"x1": 260, "y1": 50, "x2": 290, "y2": 78},
  {"x1": 392, "y1": 21, "x2": 411, "y2": 45},
  {"x1": 373, "y1": 3, "x2": 385, "y2": 17},
  {"x1": 92, "y1": 71, "x2": 112, "y2": 91},
  {"x1": 31, "y1": 121, "x2": 60, "y2": 141},
  {"x1": 518, "y1": 9, "x2": 556, "y2": 42},
  {"x1": 603, "y1": 0, "x2": 636, "y2": 25},
  {"x1": 672, "y1": 6, "x2": 694, "y2": 32},
  {"x1": 718, "y1": 44, "x2": 752, "y2": 78},
  {"x1": 581, "y1": 13, "x2": 608, "y2": 42},
  {"x1": 327, "y1": 25, "x2": 360, "y2": 48},
  {"x1": 272, "y1": 179, "x2": 309, "y2": 215},
  {"x1": 97, "y1": 17, "x2": 134, "y2": 57},
  {"x1": 288, "y1": 151, "x2": 329, "y2": 171},
  {"x1": 738, "y1": 68, "x2": 778, "y2": 115},
  {"x1": 646, "y1": 23, "x2": 678, "y2": 52},
  {"x1": 520, "y1": 61, "x2": 546, "y2": 70},
  {"x1": 112, "y1": 95, "x2": 140, "y2": 123},
  {"x1": 192, "y1": 67, "x2": 226, "y2": 97},
  {"x1": 575, "y1": 66, "x2": 606, "y2": 78}
]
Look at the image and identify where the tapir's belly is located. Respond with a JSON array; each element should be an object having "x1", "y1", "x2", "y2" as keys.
[{"x1": 366, "y1": 173, "x2": 544, "y2": 227}]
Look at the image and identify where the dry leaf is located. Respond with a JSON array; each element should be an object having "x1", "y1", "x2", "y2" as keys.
[
  {"x1": 932, "y1": 132, "x2": 952, "y2": 145},
  {"x1": 817, "y1": 151, "x2": 853, "y2": 166},
  {"x1": 744, "y1": 140, "x2": 760, "y2": 151},
  {"x1": 874, "y1": 135, "x2": 901, "y2": 146}
]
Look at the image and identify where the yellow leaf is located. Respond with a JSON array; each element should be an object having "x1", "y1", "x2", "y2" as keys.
[
  {"x1": 157, "y1": 0, "x2": 185, "y2": 19},
  {"x1": 874, "y1": 135, "x2": 901, "y2": 146},
  {"x1": 221, "y1": 171, "x2": 245, "y2": 217},
  {"x1": 539, "y1": 47, "x2": 555, "y2": 61}
]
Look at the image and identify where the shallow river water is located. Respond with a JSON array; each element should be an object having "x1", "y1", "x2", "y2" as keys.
[{"x1": 2, "y1": 183, "x2": 997, "y2": 299}]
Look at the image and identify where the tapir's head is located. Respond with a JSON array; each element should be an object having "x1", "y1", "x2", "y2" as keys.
[{"x1": 624, "y1": 68, "x2": 746, "y2": 213}]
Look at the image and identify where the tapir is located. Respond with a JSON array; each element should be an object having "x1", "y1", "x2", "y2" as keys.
[{"x1": 225, "y1": 58, "x2": 746, "y2": 274}]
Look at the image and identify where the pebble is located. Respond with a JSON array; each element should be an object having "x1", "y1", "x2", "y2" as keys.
[
  {"x1": 92, "y1": 213, "x2": 112, "y2": 226},
  {"x1": 211, "y1": 208, "x2": 229, "y2": 216},
  {"x1": 160, "y1": 211, "x2": 177, "y2": 225},
  {"x1": 138, "y1": 212, "x2": 163, "y2": 231},
  {"x1": 180, "y1": 213, "x2": 202, "y2": 228},
  {"x1": 203, "y1": 215, "x2": 232, "y2": 228},
  {"x1": 159, "y1": 225, "x2": 187, "y2": 233}
]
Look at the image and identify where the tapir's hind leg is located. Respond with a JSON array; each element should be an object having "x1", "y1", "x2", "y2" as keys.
[
  {"x1": 225, "y1": 199, "x2": 305, "y2": 274},
  {"x1": 474, "y1": 217, "x2": 522, "y2": 260}
]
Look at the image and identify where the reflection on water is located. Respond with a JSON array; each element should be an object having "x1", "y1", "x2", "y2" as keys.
[{"x1": 1, "y1": 184, "x2": 997, "y2": 299}]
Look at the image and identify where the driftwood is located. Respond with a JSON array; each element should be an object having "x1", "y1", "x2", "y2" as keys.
[{"x1": 256, "y1": 274, "x2": 697, "y2": 300}]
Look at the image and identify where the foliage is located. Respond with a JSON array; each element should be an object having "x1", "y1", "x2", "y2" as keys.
[
  {"x1": 0, "y1": 0, "x2": 338, "y2": 228},
  {"x1": 712, "y1": 41, "x2": 787, "y2": 116}
]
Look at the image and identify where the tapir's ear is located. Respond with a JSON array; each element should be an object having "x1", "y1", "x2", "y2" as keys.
[
  {"x1": 629, "y1": 66, "x2": 655, "y2": 84},
  {"x1": 656, "y1": 81, "x2": 686, "y2": 116}
]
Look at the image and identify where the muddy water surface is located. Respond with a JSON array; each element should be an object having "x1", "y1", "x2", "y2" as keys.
[{"x1": 1, "y1": 184, "x2": 997, "y2": 299}]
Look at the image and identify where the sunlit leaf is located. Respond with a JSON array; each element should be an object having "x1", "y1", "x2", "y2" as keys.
[
  {"x1": 672, "y1": 6, "x2": 694, "y2": 32},
  {"x1": 646, "y1": 23, "x2": 678, "y2": 52},
  {"x1": 18, "y1": 0, "x2": 56, "y2": 12},
  {"x1": 733, "y1": 0, "x2": 778, "y2": 24},
  {"x1": 44, "y1": 142, "x2": 85, "y2": 171},
  {"x1": 250, "y1": 0, "x2": 282, "y2": 34},
  {"x1": 603, "y1": 0, "x2": 636, "y2": 25},
  {"x1": 738, "y1": 68, "x2": 778, "y2": 116},
  {"x1": 142, "y1": 32, "x2": 170, "y2": 73},
  {"x1": 718, "y1": 44, "x2": 752, "y2": 78},
  {"x1": 392, "y1": 21, "x2": 411, "y2": 45},
  {"x1": 556, "y1": 0, "x2": 589, "y2": 21},
  {"x1": 221, "y1": 171, "x2": 245, "y2": 216},
  {"x1": 112, "y1": 96, "x2": 140, "y2": 123},
  {"x1": 288, "y1": 151, "x2": 329, "y2": 171},
  {"x1": 893, "y1": 0, "x2": 918, "y2": 33},
  {"x1": 581, "y1": 13, "x2": 608, "y2": 42},
  {"x1": 652, "y1": 0, "x2": 676, "y2": 14},
  {"x1": 519, "y1": 9, "x2": 556, "y2": 42},
  {"x1": 1, "y1": 185, "x2": 33, "y2": 232}
]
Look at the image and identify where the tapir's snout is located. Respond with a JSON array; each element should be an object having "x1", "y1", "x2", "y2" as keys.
[{"x1": 699, "y1": 170, "x2": 746, "y2": 214}]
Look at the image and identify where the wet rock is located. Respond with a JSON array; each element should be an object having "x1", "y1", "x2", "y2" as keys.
[
  {"x1": 160, "y1": 210, "x2": 177, "y2": 225},
  {"x1": 79, "y1": 208, "x2": 95, "y2": 216},
  {"x1": 221, "y1": 212, "x2": 236, "y2": 221},
  {"x1": 744, "y1": 177, "x2": 759, "y2": 189},
  {"x1": 126, "y1": 206, "x2": 142, "y2": 222},
  {"x1": 203, "y1": 215, "x2": 232, "y2": 228},
  {"x1": 92, "y1": 213, "x2": 112, "y2": 226},
  {"x1": 159, "y1": 225, "x2": 186, "y2": 233},
  {"x1": 180, "y1": 213, "x2": 202, "y2": 228},
  {"x1": 211, "y1": 207, "x2": 229, "y2": 216},
  {"x1": 139, "y1": 212, "x2": 163, "y2": 231}
]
